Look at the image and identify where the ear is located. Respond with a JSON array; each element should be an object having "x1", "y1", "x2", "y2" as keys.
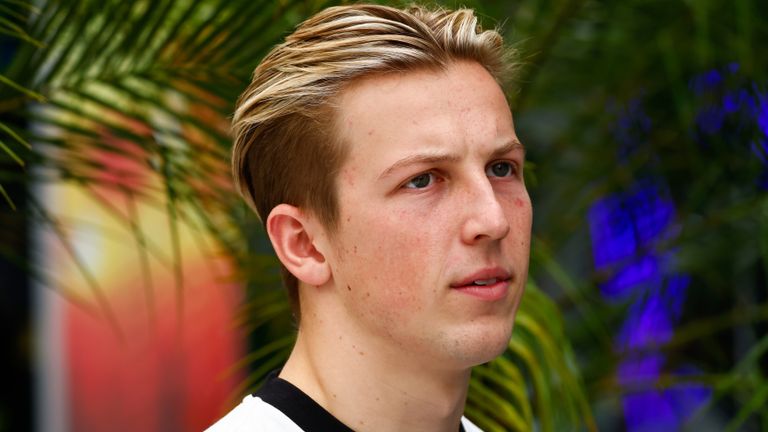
[{"x1": 266, "y1": 204, "x2": 331, "y2": 287}]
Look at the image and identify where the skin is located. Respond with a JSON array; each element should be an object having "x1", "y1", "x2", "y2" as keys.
[{"x1": 267, "y1": 60, "x2": 532, "y2": 432}]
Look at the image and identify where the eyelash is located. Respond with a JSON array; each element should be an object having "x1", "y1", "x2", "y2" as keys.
[{"x1": 402, "y1": 161, "x2": 519, "y2": 190}]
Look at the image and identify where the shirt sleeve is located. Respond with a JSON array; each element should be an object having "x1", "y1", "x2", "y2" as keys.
[
  {"x1": 461, "y1": 416, "x2": 485, "y2": 432},
  {"x1": 205, "y1": 395, "x2": 305, "y2": 432}
]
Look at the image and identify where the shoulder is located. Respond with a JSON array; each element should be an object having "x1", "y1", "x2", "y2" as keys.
[
  {"x1": 205, "y1": 395, "x2": 304, "y2": 432},
  {"x1": 461, "y1": 416, "x2": 485, "y2": 432}
]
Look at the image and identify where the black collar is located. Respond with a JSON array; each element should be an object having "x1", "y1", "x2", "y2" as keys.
[
  {"x1": 255, "y1": 370, "x2": 354, "y2": 431},
  {"x1": 254, "y1": 370, "x2": 466, "y2": 432}
]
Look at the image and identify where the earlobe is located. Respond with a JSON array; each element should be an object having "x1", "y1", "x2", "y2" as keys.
[{"x1": 266, "y1": 204, "x2": 331, "y2": 286}]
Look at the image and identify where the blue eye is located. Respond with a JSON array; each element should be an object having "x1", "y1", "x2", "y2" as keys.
[
  {"x1": 405, "y1": 172, "x2": 434, "y2": 189},
  {"x1": 486, "y1": 161, "x2": 515, "y2": 178}
]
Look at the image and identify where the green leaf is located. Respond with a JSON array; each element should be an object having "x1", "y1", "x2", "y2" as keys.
[
  {"x1": 0, "y1": 138, "x2": 24, "y2": 167},
  {"x1": 0, "y1": 73, "x2": 46, "y2": 101},
  {"x1": 0, "y1": 122, "x2": 32, "y2": 149},
  {"x1": 724, "y1": 380, "x2": 768, "y2": 432},
  {"x1": 0, "y1": 183, "x2": 16, "y2": 210}
]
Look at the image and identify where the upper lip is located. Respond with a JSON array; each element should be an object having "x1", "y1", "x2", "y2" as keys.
[{"x1": 450, "y1": 267, "x2": 511, "y2": 288}]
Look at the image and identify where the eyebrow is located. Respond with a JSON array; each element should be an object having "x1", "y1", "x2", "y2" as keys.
[
  {"x1": 491, "y1": 139, "x2": 525, "y2": 159},
  {"x1": 378, "y1": 139, "x2": 525, "y2": 180}
]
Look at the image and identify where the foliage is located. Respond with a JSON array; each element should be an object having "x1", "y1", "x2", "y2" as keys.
[
  {"x1": 470, "y1": 0, "x2": 768, "y2": 429},
  {"x1": 2, "y1": 0, "x2": 767, "y2": 430}
]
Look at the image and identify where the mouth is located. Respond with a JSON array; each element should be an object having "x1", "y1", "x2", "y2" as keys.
[{"x1": 450, "y1": 268, "x2": 512, "y2": 301}]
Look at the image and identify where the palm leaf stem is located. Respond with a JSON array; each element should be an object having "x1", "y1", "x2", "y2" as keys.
[
  {"x1": 0, "y1": 243, "x2": 99, "y2": 316},
  {"x1": 0, "y1": 182, "x2": 16, "y2": 209},
  {"x1": 27, "y1": 195, "x2": 124, "y2": 341},
  {"x1": 0, "y1": 73, "x2": 46, "y2": 101},
  {"x1": 532, "y1": 240, "x2": 612, "y2": 347}
]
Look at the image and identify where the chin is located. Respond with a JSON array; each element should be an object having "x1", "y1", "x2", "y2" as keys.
[
  {"x1": 475, "y1": 334, "x2": 513, "y2": 364},
  {"x1": 449, "y1": 320, "x2": 515, "y2": 368}
]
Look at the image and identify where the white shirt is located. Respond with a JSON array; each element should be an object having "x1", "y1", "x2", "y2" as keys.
[{"x1": 207, "y1": 394, "x2": 484, "y2": 432}]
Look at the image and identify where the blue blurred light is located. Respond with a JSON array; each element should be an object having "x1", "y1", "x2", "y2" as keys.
[
  {"x1": 588, "y1": 180, "x2": 677, "y2": 300},
  {"x1": 627, "y1": 183, "x2": 676, "y2": 247},
  {"x1": 690, "y1": 69, "x2": 724, "y2": 95},
  {"x1": 703, "y1": 70, "x2": 722, "y2": 88},
  {"x1": 695, "y1": 106, "x2": 725, "y2": 136},
  {"x1": 622, "y1": 390, "x2": 679, "y2": 432},
  {"x1": 666, "y1": 365, "x2": 713, "y2": 421},
  {"x1": 593, "y1": 64, "x2": 767, "y2": 429},
  {"x1": 589, "y1": 196, "x2": 637, "y2": 270},
  {"x1": 757, "y1": 91, "x2": 768, "y2": 138},
  {"x1": 617, "y1": 352, "x2": 664, "y2": 385},
  {"x1": 750, "y1": 139, "x2": 768, "y2": 164},
  {"x1": 600, "y1": 255, "x2": 660, "y2": 300},
  {"x1": 618, "y1": 354, "x2": 679, "y2": 431},
  {"x1": 755, "y1": 91, "x2": 768, "y2": 189},
  {"x1": 759, "y1": 169, "x2": 768, "y2": 190},
  {"x1": 722, "y1": 92, "x2": 738, "y2": 113},
  {"x1": 691, "y1": 67, "x2": 767, "y2": 189},
  {"x1": 619, "y1": 364, "x2": 712, "y2": 432},
  {"x1": 617, "y1": 293, "x2": 674, "y2": 350},
  {"x1": 590, "y1": 87, "x2": 725, "y2": 429},
  {"x1": 665, "y1": 274, "x2": 690, "y2": 320}
]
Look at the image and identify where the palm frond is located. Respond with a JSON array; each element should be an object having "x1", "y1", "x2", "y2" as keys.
[
  {"x1": 0, "y1": 0, "x2": 317, "y2": 334},
  {"x1": 467, "y1": 281, "x2": 596, "y2": 431},
  {"x1": 7, "y1": 0, "x2": 766, "y2": 429}
]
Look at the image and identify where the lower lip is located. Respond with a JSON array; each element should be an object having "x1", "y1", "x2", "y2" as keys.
[{"x1": 452, "y1": 280, "x2": 509, "y2": 301}]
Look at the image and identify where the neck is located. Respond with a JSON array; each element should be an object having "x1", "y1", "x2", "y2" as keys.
[{"x1": 280, "y1": 305, "x2": 471, "y2": 432}]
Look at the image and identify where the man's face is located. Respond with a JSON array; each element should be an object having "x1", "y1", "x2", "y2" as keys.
[{"x1": 321, "y1": 61, "x2": 532, "y2": 369}]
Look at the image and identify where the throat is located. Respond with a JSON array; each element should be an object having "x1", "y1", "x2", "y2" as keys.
[{"x1": 280, "y1": 328, "x2": 471, "y2": 432}]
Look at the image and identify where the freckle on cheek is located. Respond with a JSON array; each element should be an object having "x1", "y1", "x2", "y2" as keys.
[{"x1": 514, "y1": 198, "x2": 524, "y2": 207}]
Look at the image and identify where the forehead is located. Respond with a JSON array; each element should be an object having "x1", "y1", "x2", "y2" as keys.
[{"x1": 332, "y1": 61, "x2": 516, "y2": 173}]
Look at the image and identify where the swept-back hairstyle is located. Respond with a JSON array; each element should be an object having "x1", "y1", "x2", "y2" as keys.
[{"x1": 231, "y1": 4, "x2": 514, "y2": 320}]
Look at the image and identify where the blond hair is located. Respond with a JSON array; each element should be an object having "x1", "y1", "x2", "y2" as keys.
[{"x1": 232, "y1": 4, "x2": 513, "y2": 319}]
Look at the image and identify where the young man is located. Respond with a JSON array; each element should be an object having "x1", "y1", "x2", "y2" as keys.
[{"x1": 209, "y1": 4, "x2": 532, "y2": 431}]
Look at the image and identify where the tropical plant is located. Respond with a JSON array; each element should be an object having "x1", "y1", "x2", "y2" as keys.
[
  {"x1": 3, "y1": 0, "x2": 766, "y2": 430},
  {"x1": 490, "y1": 0, "x2": 768, "y2": 429}
]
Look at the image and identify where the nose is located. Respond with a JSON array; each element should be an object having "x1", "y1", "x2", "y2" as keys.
[{"x1": 460, "y1": 177, "x2": 511, "y2": 244}]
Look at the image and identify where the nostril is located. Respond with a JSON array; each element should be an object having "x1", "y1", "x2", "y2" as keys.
[{"x1": 470, "y1": 215, "x2": 509, "y2": 242}]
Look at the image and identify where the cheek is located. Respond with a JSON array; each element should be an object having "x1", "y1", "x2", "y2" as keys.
[
  {"x1": 508, "y1": 190, "x2": 532, "y2": 222},
  {"x1": 505, "y1": 194, "x2": 533, "y2": 250},
  {"x1": 339, "y1": 209, "x2": 442, "y2": 313}
]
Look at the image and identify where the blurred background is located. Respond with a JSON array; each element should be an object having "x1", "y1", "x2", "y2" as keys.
[{"x1": 0, "y1": 0, "x2": 766, "y2": 430}]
